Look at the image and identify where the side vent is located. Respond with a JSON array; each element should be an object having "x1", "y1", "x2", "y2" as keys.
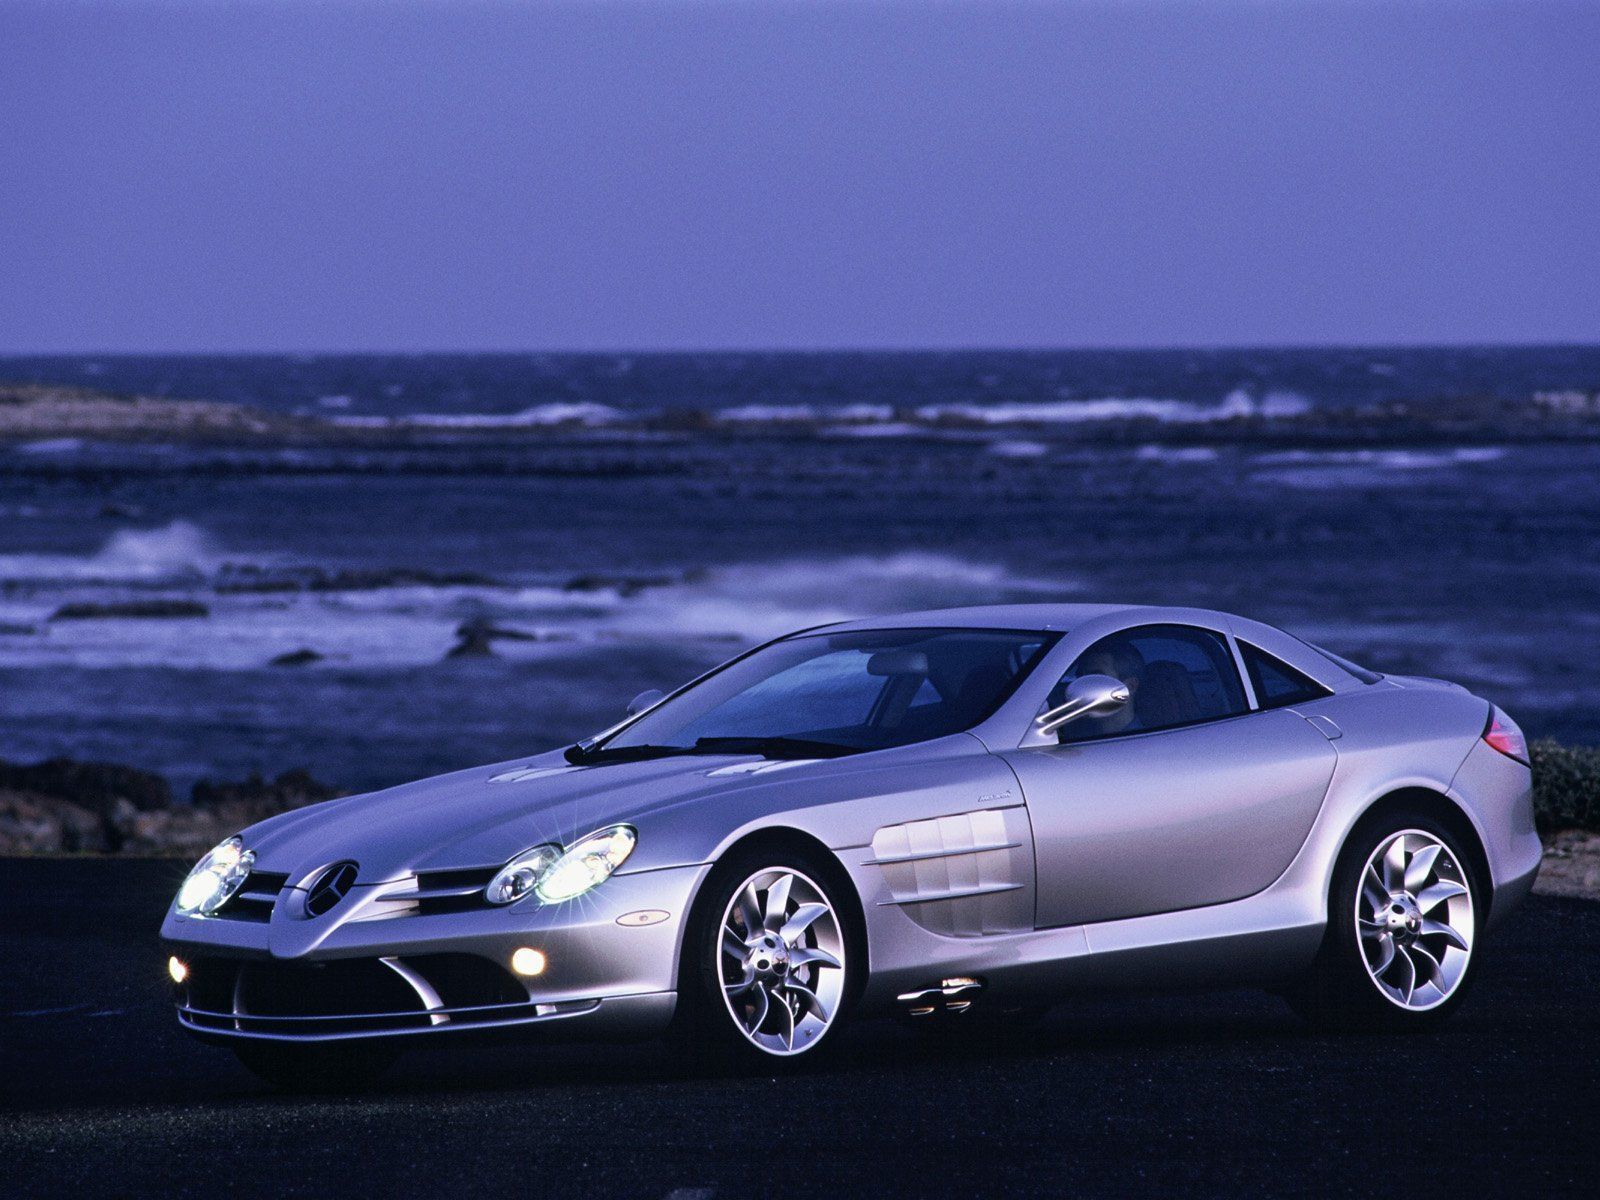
[{"x1": 867, "y1": 808, "x2": 1032, "y2": 936}]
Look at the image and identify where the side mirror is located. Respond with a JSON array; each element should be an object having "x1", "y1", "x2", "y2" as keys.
[
  {"x1": 1035, "y1": 674, "x2": 1130, "y2": 736},
  {"x1": 626, "y1": 688, "x2": 665, "y2": 717}
]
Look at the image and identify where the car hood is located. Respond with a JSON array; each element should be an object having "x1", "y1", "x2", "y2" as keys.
[{"x1": 239, "y1": 749, "x2": 859, "y2": 884}]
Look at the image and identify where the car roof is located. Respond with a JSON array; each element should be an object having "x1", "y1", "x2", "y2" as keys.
[{"x1": 820, "y1": 602, "x2": 1166, "y2": 634}]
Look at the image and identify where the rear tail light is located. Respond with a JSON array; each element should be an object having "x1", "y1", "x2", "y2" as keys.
[{"x1": 1483, "y1": 706, "x2": 1529, "y2": 764}]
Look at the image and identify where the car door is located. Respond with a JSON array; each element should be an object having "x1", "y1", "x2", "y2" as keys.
[{"x1": 999, "y1": 623, "x2": 1338, "y2": 929}]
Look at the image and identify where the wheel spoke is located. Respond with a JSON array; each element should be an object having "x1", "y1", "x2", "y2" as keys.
[
  {"x1": 764, "y1": 872, "x2": 793, "y2": 932},
  {"x1": 783, "y1": 981, "x2": 830, "y2": 1024},
  {"x1": 788, "y1": 945, "x2": 842, "y2": 971},
  {"x1": 1368, "y1": 931, "x2": 1396, "y2": 976},
  {"x1": 1391, "y1": 945, "x2": 1416, "y2": 1004},
  {"x1": 1405, "y1": 843, "x2": 1442, "y2": 894},
  {"x1": 1362, "y1": 865, "x2": 1387, "y2": 914},
  {"x1": 780, "y1": 903, "x2": 829, "y2": 945},
  {"x1": 744, "y1": 982, "x2": 769, "y2": 1033},
  {"x1": 1420, "y1": 918, "x2": 1470, "y2": 953},
  {"x1": 776, "y1": 991, "x2": 796, "y2": 1051},
  {"x1": 1410, "y1": 943, "x2": 1445, "y2": 992},
  {"x1": 1383, "y1": 836, "x2": 1408, "y2": 893},
  {"x1": 724, "y1": 970, "x2": 755, "y2": 997},
  {"x1": 737, "y1": 882, "x2": 763, "y2": 937},
  {"x1": 1416, "y1": 880, "x2": 1467, "y2": 911},
  {"x1": 722, "y1": 926, "x2": 747, "y2": 959}
]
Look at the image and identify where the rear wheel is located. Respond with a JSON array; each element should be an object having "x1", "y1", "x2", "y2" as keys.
[
  {"x1": 1289, "y1": 810, "x2": 1482, "y2": 1031},
  {"x1": 233, "y1": 1040, "x2": 397, "y2": 1092},
  {"x1": 674, "y1": 850, "x2": 855, "y2": 1067}
]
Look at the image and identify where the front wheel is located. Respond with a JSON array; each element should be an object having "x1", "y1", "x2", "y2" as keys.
[
  {"x1": 1289, "y1": 811, "x2": 1482, "y2": 1031},
  {"x1": 675, "y1": 851, "x2": 855, "y2": 1066}
]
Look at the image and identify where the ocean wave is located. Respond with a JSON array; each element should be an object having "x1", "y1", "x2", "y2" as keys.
[
  {"x1": 1250, "y1": 446, "x2": 1508, "y2": 489},
  {"x1": 913, "y1": 389, "x2": 1312, "y2": 427},
  {"x1": 334, "y1": 402, "x2": 625, "y2": 429},
  {"x1": 1254, "y1": 447, "x2": 1505, "y2": 470},
  {"x1": 301, "y1": 390, "x2": 1317, "y2": 438},
  {"x1": 0, "y1": 520, "x2": 229, "y2": 585},
  {"x1": 0, "y1": 548, "x2": 1076, "y2": 670}
]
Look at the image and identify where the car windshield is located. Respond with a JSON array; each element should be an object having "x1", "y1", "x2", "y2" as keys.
[{"x1": 578, "y1": 627, "x2": 1058, "y2": 762}]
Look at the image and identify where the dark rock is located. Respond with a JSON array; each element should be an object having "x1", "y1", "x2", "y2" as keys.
[
  {"x1": 445, "y1": 616, "x2": 540, "y2": 659},
  {"x1": 50, "y1": 599, "x2": 209, "y2": 620},
  {"x1": 0, "y1": 756, "x2": 171, "y2": 815},
  {"x1": 216, "y1": 566, "x2": 500, "y2": 595},
  {"x1": 562, "y1": 572, "x2": 676, "y2": 597},
  {"x1": 306, "y1": 568, "x2": 498, "y2": 592},
  {"x1": 269, "y1": 647, "x2": 324, "y2": 667}
]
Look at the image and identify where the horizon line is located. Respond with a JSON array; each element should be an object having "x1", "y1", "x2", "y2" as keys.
[{"x1": 2, "y1": 339, "x2": 1599, "y2": 359}]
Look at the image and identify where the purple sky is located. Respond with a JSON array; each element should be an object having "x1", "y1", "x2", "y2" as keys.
[{"x1": 1, "y1": 1, "x2": 1596, "y2": 353}]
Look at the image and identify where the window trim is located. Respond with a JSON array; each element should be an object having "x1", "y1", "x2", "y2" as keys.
[{"x1": 1238, "y1": 639, "x2": 1334, "y2": 711}]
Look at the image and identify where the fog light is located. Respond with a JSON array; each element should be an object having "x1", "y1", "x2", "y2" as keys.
[
  {"x1": 510, "y1": 947, "x2": 547, "y2": 977},
  {"x1": 167, "y1": 956, "x2": 189, "y2": 984}
]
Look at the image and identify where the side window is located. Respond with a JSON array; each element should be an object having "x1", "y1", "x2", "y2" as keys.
[
  {"x1": 1049, "y1": 624, "x2": 1249, "y2": 743},
  {"x1": 1240, "y1": 642, "x2": 1331, "y2": 709}
]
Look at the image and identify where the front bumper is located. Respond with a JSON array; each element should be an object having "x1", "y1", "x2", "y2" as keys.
[{"x1": 162, "y1": 862, "x2": 709, "y2": 1044}]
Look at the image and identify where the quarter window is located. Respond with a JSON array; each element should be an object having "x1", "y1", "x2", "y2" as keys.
[
  {"x1": 1048, "y1": 624, "x2": 1249, "y2": 743},
  {"x1": 1240, "y1": 642, "x2": 1331, "y2": 709}
]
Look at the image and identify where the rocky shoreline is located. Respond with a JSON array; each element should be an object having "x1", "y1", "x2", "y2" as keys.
[
  {"x1": 8, "y1": 380, "x2": 1600, "y2": 449},
  {"x1": 0, "y1": 757, "x2": 343, "y2": 857}
]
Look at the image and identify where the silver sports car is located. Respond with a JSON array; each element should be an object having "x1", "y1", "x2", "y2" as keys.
[{"x1": 161, "y1": 604, "x2": 1540, "y2": 1089}]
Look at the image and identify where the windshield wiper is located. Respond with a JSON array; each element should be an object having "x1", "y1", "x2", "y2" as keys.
[
  {"x1": 690, "y1": 736, "x2": 859, "y2": 760},
  {"x1": 563, "y1": 742, "x2": 704, "y2": 766},
  {"x1": 565, "y1": 735, "x2": 859, "y2": 766}
]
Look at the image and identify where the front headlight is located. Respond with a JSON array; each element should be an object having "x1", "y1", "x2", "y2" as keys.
[
  {"x1": 174, "y1": 836, "x2": 254, "y2": 915},
  {"x1": 535, "y1": 825, "x2": 637, "y2": 903},
  {"x1": 484, "y1": 844, "x2": 561, "y2": 905}
]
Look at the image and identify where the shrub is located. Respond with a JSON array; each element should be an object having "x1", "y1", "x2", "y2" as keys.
[{"x1": 1531, "y1": 739, "x2": 1600, "y2": 833}]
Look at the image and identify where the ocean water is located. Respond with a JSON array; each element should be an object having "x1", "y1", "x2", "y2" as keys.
[{"x1": 2, "y1": 349, "x2": 1598, "y2": 793}]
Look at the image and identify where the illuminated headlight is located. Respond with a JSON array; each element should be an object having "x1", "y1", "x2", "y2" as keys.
[
  {"x1": 174, "y1": 836, "x2": 254, "y2": 916},
  {"x1": 535, "y1": 825, "x2": 637, "y2": 903},
  {"x1": 484, "y1": 844, "x2": 561, "y2": 906}
]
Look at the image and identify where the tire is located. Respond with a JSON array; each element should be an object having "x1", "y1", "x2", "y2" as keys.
[
  {"x1": 672, "y1": 847, "x2": 858, "y2": 1068},
  {"x1": 1288, "y1": 807, "x2": 1484, "y2": 1032},
  {"x1": 233, "y1": 1040, "x2": 398, "y2": 1092}
]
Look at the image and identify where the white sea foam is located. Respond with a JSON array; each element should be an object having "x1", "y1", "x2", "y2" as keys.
[
  {"x1": 913, "y1": 389, "x2": 1311, "y2": 427},
  {"x1": 716, "y1": 404, "x2": 822, "y2": 423},
  {"x1": 822, "y1": 422, "x2": 923, "y2": 438},
  {"x1": 337, "y1": 403, "x2": 624, "y2": 429},
  {"x1": 1251, "y1": 446, "x2": 1507, "y2": 489},
  {"x1": 0, "y1": 549, "x2": 1077, "y2": 669},
  {"x1": 0, "y1": 520, "x2": 227, "y2": 585}
]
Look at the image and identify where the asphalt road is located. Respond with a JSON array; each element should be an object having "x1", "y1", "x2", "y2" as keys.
[{"x1": 3, "y1": 859, "x2": 1598, "y2": 1198}]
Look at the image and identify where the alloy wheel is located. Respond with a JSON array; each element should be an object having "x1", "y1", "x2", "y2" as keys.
[
  {"x1": 717, "y1": 867, "x2": 846, "y2": 1056},
  {"x1": 1356, "y1": 829, "x2": 1475, "y2": 1011}
]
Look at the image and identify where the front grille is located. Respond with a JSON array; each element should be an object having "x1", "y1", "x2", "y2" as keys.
[
  {"x1": 174, "y1": 953, "x2": 573, "y2": 1038},
  {"x1": 354, "y1": 866, "x2": 500, "y2": 920},
  {"x1": 215, "y1": 870, "x2": 288, "y2": 922}
]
